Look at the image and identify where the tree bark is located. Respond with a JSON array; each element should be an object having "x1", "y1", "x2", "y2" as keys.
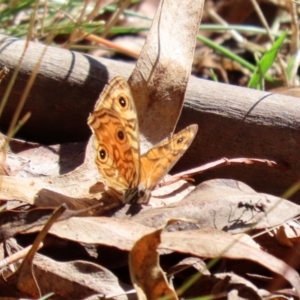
[{"x1": 0, "y1": 34, "x2": 299, "y2": 201}]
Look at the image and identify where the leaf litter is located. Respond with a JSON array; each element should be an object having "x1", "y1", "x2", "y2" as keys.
[{"x1": 1, "y1": 0, "x2": 300, "y2": 299}]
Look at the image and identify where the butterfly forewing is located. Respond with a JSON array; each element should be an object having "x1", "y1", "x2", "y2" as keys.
[
  {"x1": 93, "y1": 77, "x2": 140, "y2": 156},
  {"x1": 88, "y1": 77, "x2": 141, "y2": 200},
  {"x1": 139, "y1": 124, "x2": 198, "y2": 192}
]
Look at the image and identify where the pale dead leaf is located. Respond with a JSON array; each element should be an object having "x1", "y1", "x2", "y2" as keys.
[
  {"x1": 21, "y1": 215, "x2": 300, "y2": 296},
  {"x1": 7, "y1": 141, "x2": 84, "y2": 177},
  {"x1": 129, "y1": 0, "x2": 204, "y2": 150},
  {"x1": 0, "y1": 136, "x2": 106, "y2": 208},
  {"x1": 149, "y1": 178, "x2": 195, "y2": 207},
  {"x1": 129, "y1": 226, "x2": 178, "y2": 300},
  {"x1": 161, "y1": 228, "x2": 300, "y2": 297},
  {"x1": 0, "y1": 175, "x2": 102, "y2": 208},
  {"x1": 167, "y1": 257, "x2": 210, "y2": 276},
  {"x1": 131, "y1": 179, "x2": 300, "y2": 233},
  {"x1": 284, "y1": 220, "x2": 300, "y2": 242},
  {"x1": 26, "y1": 217, "x2": 153, "y2": 251},
  {"x1": 2, "y1": 250, "x2": 129, "y2": 299}
]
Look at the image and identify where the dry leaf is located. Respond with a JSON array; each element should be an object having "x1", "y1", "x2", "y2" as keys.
[
  {"x1": 18, "y1": 215, "x2": 300, "y2": 297},
  {"x1": 167, "y1": 257, "x2": 210, "y2": 276},
  {"x1": 129, "y1": 224, "x2": 178, "y2": 300},
  {"x1": 276, "y1": 226, "x2": 294, "y2": 248},
  {"x1": 5, "y1": 252, "x2": 129, "y2": 299},
  {"x1": 7, "y1": 205, "x2": 66, "y2": 298},
  {"x1": 26, "y1": 217, "x2": 153, "y2": 251},
  {"x1": 161, "y1": 228, "x2": 300, "y2": 297},
  {"x1": 129, "y1": 0, "x2": 204, "y2": 150},
  {"x1": 131, "y1": 179, "x2": 300, "y2": 233}
]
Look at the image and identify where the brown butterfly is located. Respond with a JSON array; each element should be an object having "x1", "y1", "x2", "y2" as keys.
[{"x1": 88, "y1": 76, "x2": 198, "y2": 204}]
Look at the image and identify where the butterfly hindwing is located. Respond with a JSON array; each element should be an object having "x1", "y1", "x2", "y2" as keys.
[{"x1": 139, "y1": 124, "x2": 198, "y2": 193}]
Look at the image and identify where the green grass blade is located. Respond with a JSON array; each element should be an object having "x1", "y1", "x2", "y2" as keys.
[
  {"x1": 248, "y1": 31, "x2": 287, "y2": 89},
  {"x1": 197, "y1": 35, "x2": 280, "y2": 84},
  {"x1": 197, "y1": 35, "x2": 256, "y2": 72}
]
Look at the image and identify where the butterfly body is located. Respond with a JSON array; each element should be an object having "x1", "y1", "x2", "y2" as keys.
[{"x1": 88, "y1": 76, "x2": 198, "y2": 204}]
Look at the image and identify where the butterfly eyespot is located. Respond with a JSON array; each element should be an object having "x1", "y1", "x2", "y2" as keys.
[
  {"x1": 119, "y1": 96, "x2": 127, "y2": 108},
  {"x1": 99, "y1": 149, "x2": 106, "y2": 161},
  {"x1": 115, "y1": 126, "x2": 127, "y2": 144},
  {"x1": 117, "y1": 130, "x2": 125, "y2": 141}
]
